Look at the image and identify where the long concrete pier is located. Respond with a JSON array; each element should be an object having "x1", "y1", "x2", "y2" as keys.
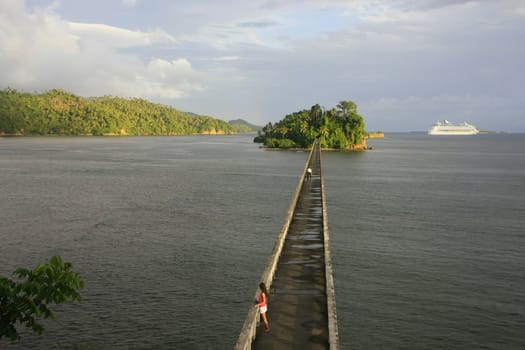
[{"x1": 236, "y1": 140, "x2": 339, "y2": 350}]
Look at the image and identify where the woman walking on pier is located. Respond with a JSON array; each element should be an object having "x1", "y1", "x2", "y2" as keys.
[{"x1": 257, "y1": 282, "x2": 270, "y2": 332}]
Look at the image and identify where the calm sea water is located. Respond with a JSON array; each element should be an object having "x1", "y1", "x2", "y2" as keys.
[
  {"x1": 1, "y1": 134, "x2": 524, "y2": 349},
  {"x1": 325, "y1": 133, "x2": 525, "y2": 350}
]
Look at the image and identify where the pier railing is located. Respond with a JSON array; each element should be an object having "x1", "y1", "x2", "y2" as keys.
[{"x1": 320, "y1": 143, "x2": 340, "y2": 349}]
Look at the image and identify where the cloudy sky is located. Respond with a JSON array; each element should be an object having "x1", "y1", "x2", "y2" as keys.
[{"x1": 1, "y1": 0, "x2": 524, "y2": 132}]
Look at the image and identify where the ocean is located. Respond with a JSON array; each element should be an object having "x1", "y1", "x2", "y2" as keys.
[{"x1": 1, "y1": 133, "x2": 524, "y2": 349}]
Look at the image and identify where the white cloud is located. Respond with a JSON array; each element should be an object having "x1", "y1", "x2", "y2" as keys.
[
  {"x1": 0, "y1": 0, "x2": 199, "y2": 100},
  {"x1": 68, "y1": 22, "x2": 176, "y2": 48},
  {"x1": 210, "y1": 56, "x2": 241, "y2": 61},
  {"x1": 121, "y1": 0, "x2": 137, "y2": 7}
]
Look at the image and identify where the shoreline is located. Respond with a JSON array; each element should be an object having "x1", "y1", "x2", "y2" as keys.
[
  {"x1": 0, "y1": 132, "x2": 238, "y2": 137},
  {"x1": 260, "y1": 141, "x2": 370, "y2": 152}
]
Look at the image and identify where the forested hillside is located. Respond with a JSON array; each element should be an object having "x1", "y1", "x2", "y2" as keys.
[
  {"x1": 254, "y1": 100, "x2": 367, "y2": 150},
  {"x1": 0, "y1": 88, "x2": 246, "y2": 136},
  {"x1": 228, "y1": 119, "x2": 262, "y2": 132}
]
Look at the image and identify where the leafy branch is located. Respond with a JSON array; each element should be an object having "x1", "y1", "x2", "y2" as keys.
[{"x1": 0, "y1": 256, "x2": 84, "y2": 341}]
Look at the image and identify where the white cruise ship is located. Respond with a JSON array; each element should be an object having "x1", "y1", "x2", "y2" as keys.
[{"x1": 428, "y1": 120, "x2": 479, "y2": 135}]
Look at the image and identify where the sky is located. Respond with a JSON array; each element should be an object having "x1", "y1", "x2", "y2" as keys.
[{"x1": 1, "y1": 0, "x2": 524, "y2": 132}]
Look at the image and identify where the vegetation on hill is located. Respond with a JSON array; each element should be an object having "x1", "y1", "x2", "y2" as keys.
[
  {"x1": 254, "y1": 100, "x2": 367, "y2": 150},
  {"x1": 0, "y1": 88, "x2": 242, "y2": 136},
  {"x1": 228, "y1": 119, "x2": 262, "y2": 132}
]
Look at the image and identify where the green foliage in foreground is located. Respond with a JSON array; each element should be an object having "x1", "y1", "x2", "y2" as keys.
[
  {"x1": 0, "y1": 256, "x2": 84, "y2": 341},
  {"x1": 0, "y1": 88, "x2": 240, "y2": 136},
  {"x1": 255, "y1": 100, "x2": 366, "y2": 149}
]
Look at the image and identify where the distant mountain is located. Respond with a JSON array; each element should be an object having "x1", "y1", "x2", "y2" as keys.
[
  {"x1": 228, "y1": 119, "x2": 263, "y2": 132},
  {"x1": 183, "y1": 111, "x2": 200, "y2": 117},
  {"x1": 181, "y1": 114, "x2": 261, "y2": 133}
]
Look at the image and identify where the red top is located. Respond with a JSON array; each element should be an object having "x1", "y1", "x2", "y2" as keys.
[{"x1": 258, "y1": 293, "x2": 267, "y2": 307}]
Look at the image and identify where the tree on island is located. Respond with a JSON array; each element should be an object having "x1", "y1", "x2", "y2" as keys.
[
  {"x1": 254, "y1": 100, "x2": 366, "y2": 149},
  {"x1": 0, "y1": 256, "x2": 84, "y2": 341}
]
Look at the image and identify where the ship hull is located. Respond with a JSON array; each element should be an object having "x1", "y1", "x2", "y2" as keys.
[
  {"x1": 428, "y1": 121, "x2": 479, "y2": 135},
  {"x1": 428, "y1": 128, "x2": 479, "y2": 135}
]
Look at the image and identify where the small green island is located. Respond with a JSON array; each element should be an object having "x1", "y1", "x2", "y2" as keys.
[
  {"x1": 254, "y1": 100, "x2": 378, "y2": 150},
  {"x1": 0, "y1": 88, "x2": 255, "y2": 136}
]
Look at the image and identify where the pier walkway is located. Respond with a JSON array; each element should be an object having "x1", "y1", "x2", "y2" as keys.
[{"x1": 236, "y1": 140, "x2": 339, "y2": 350}]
